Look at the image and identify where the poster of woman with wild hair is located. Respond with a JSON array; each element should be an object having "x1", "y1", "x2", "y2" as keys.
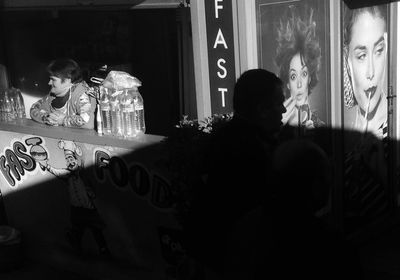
[{"x1": 256, "y1": 0, "x2": 330, "y2": 129}]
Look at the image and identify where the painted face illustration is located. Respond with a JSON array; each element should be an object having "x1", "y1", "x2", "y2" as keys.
[
  {"x1": 30, "y1": 145, "x2": 48, "y2": 162},
  {"x1": 65, "y1": 154, "x2": 79, "y2": 171},
  {"x1": 30, "y1": 144, "x2": 48, "y2": 171}
]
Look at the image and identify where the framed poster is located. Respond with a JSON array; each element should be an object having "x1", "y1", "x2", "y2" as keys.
[
  {"x1": 341, "y1": 2, "x2": 397, "y2": 237},
  {"x1": 342, "y1": 3, "x2": 390, "y2": 141},
  {"x1": 256, "y1": 0, "x2": 330, "y2": 128}
]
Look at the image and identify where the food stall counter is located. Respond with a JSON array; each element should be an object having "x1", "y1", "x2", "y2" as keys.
[
  {"x1": 0, "y1": 118, "x2": 179, "y2": 279},
  {"x1": 0, "y1": 118, "x2": 165, "y2": 149}
]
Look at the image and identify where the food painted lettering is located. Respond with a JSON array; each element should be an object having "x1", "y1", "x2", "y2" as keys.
[{"x1": 94, "y1": 150, "x2": 171, "y2": 209}]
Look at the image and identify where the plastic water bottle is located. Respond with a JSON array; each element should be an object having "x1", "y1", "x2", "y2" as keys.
[
  {"x1": 119, "y1": 89, "x2": 136, "y2": 138},
  {"x1": 96, "y1": 103, "x2": 103, "y2": 135},
  {"x1": 3, "y1": 89, "x2": 15, "y2": 122},
  {"x1": 110, "y1": 90, "x2": 123, "y2": 137},
  {"x1": 6, "y1": 89, "x2": 17, "y2": 120},
  {"x1": 0, "y1": 93, "x2": 5, "y2": 122},
  {"x1": 13, "y1": 88, "x2": 26, "y2": 119},
  {"x1": 133, "y1": 89, "x2": 145, "y2": 135},
  {"x1": 99, "y1": 86, "x2": 112, "y2": 135}
]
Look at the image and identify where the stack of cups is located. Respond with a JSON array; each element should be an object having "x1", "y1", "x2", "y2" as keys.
[{"x1": 0, "y1": 88, "x2": 25, "y2": 122}]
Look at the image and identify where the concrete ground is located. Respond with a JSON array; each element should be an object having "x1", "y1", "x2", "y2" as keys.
[
  {"x1": 0, "y1": 244, "x2": 160, "y2": 280},
  {"x1": 2, "y1": 220, "x2": 400, "y2": 280},
  {"x1": 359, "y1": 222, "x2": 400, "y2": 280}
]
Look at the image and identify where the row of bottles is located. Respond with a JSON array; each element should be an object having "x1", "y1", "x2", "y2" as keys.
[
  {"x1": 0, "y1": 88, "x2": 26, "y2": 122},
  {"x1": 98, "y1": 86, "x2": 145, "y2": 138}
]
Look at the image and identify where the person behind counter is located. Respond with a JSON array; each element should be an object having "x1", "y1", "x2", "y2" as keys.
[{"x1": 30, "y1": 58, "x2": 95, "y2": 129}]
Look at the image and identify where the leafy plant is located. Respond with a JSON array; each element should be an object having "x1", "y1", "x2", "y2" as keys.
[{"x1": 164, "y1": 113, "x2": 233, "y2": 224}]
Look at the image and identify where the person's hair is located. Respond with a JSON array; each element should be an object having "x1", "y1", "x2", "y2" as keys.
[
  {"x1": 47, "y1": 58, "x2": 82, "y2": 83},
  {"x1": 275, "y1": 6, "x2": 321, "y2": 99},
  {"x1": 233, "y1": 69, "x2": 283, "y2": 118},
  {"x1": 343, "y1": 5, "x2": 386, "y2": 48}
]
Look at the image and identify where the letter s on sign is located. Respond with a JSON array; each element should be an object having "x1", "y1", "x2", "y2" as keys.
[{"x1": 217, "y1": 58, "x2": 227, "y2": 79}]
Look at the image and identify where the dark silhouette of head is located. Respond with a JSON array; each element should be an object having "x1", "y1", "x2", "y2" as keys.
[
  {"x1": 233, "y1": 69, "x2": 286, "y2": 133},
  {"x1": 274, "y1": 139, "x2": 331, "y2": 214}
]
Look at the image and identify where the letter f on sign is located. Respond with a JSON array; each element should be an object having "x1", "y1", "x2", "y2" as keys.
[{"x1": 215, "y1": 0, "x2": 223, "y2": 19}]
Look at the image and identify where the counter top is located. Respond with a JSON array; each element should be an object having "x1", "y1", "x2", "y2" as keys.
[{"x1": 0, "y1": 118, "x2": 166, "y2": 150}]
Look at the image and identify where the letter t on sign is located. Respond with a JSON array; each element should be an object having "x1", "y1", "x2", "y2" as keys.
[{"x1": 218, "y1": 88, "x2": 228, "y2": 107}]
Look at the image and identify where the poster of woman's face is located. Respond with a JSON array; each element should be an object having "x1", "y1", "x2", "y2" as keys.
[
  {"x1": 256, "y1": 0, "x2": 330, "y2": 128},
  {"x1": 342, "y1": 4, "x2": 389, "y2": 140}
]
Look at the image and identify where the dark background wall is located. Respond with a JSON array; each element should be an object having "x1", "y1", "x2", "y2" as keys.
[{"x1": 0, "y1": 7, "x2": 193, "y2": 136}]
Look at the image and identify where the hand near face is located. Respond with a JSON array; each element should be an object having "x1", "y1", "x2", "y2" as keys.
[
  {"x1": 304, "y1": 119, "x2": 315, "y2": 129},
  {"x1": 282, "y1": 97, "x2": 296, "y2": 125},
  {"x1": 42, "y1": 115, "x2": 58, "y2": 126}
]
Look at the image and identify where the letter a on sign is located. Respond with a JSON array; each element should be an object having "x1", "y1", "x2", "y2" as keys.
[{"x1": 213, "y1": 28, "x2": 228, "y2": 49}]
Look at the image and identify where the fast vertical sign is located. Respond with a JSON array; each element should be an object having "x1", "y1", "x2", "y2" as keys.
[{"x1": 204, "y1": 0, "x2": 236, "y2": 114}]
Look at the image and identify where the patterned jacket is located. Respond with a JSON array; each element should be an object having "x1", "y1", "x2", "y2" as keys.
[{"x1": 30, "y1": 81, "x2": 95, "y2": 129}]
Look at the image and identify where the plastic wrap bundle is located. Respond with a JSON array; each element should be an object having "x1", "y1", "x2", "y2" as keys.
[
  {"x1": 102, "y1": 71, "x2": 142, "y2": 90},
  {"x1": 100, "y1": 71, "x2": 145, "y2": 138}
]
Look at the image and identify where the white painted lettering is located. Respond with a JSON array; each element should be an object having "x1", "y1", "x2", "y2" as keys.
[
  {"x1": 218, "y1": 88, "x2": 228, "y2": 107},
  {"x1": 213, "y1": 29, "x2": 228, "y2": 49},
  {"x1": 215, "y1": 0, "x2": 223, "y2": 19},
  {"x1": 217, "y1": 58, "x2": 227, "y2": 79}
]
